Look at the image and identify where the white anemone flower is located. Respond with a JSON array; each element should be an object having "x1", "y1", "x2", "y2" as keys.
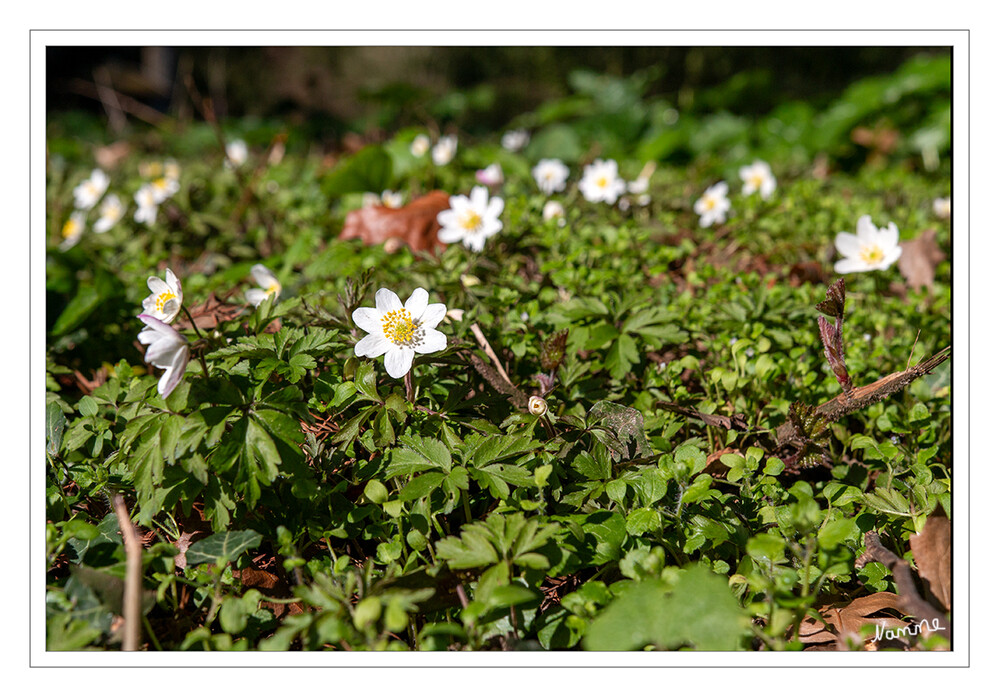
[
  {"x1": 833, "y1": 215, "x2": 903, "y2": 274},
  {"x1": 352, "y1": 287, "x2": 447, "y2": 379},
  {"x1": 246, "y1": 264, "x2": 282, "y2": 307},
  {"x1": 436, "y1": 186, "x2": 504, "y2": 252},
  {"x1": 475, "y1": 163, "x2": 504, "y2": 187},
  {"x1": 381, "y1": 190, "x2": 404, "y2": 208},
  {"x1": 739, "y1": 160, "x2": 777, "y2": 199},
  {"x1": 542, "y1": 200, "x2": 566, "y2": 226},
  {"x1": 59, "y1": 211, "x2": 86, "y2": 250},
  {"x1": 933, "y1": 197, "x2": 951, "y2": 219},
  {"x1": 226, "y1": 139, "x2": 248, "y2": 168},
  {"x1": 93, "y1": 194, "x2": 125, "y2": 233},
  {"x1": 73, "y1": 169, "x2": 109, "y2": 210},
  {"x1": 431, "y1": 135, "x2": 457, "y2": 166},
  {"x1": 532, "y1": 159, "x2": 570, "y2": 196},
  {"x1": 134, "y1": 184, "x2": 159, "y2": 225},
  {"x1": 142, "y1": 268, "x2": 184, "y2": 323},
  {"x1": 501, "y1": 129, "x2": 529, "y2": 152},
  {"x1": 694, "y1": 182, "x2": 731, "y2": 227},
  {"x1": 579, "y1": 159, "x2": 627, "y2": 205},
  {"x1": 410, "y1": 134, "x2": 430, "y2": 157},
  {"x1": 137, "y1": 314, "x2": 190, "y2": 398},
  {"x1": 150, "y1": 176, "x2": 180, "y2": 204}
]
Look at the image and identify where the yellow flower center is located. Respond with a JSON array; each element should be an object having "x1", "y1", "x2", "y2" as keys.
[
  {"x1": 61, "y1": 219, "x2": 80, "y2": 238},
  {"x1": 381, "y1": 308, "x2": 420, "y2": 346},
  {"x1": 265, "y1": 282, "x2": 281, "y2": 296},
  {"x1": 751, "y1": 174, "x2": 763, "y2": 188},
  {"x1": 596, "y1": 176, "x2": 608, "y2": 188},
  {"x1": 859, "y1": 245, "x2": 885, "y2": 265},
  {"x1": 703, "y1": 197, "x2": 716, "y2": 210},
  {"x1": 461, "y1": 211, "x2": 483, "y2": 232},
  {"x1": 155, "y1": 291, "x2": 178, "y2": 314}
]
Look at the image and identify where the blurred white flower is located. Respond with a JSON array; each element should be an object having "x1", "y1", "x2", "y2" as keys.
[
  {"x1": 93, "y1": 194, "x2": 125, "y2": 233},
  {"x1": 59, "y1": 211, "x2": 86, "y2": 250},
  {"x1": 137, "y1": 314, "x2": 190, "y2": 398},
  {"x1": 134, "y1": 184, "x2": 159, "y2": 225},
  {"x1": 361, "y1": 192, "x2": 381, "y2": 208},
  {"x1": 501, "y1": 129, "x2": 529, "y2": 152},
  {"x1": 532, "y1": 159, "x2": 570, "y2": 196},
  {"x1": 142, "y1": 268, "x2": 184, "y2": 323},
  {"x1": 739, "y1": 160, "x2": 777, "y2": 199},
  {"x1": 579, "y1": 159, "x2": 626, "y2": 205},
  {"x1": 528, "y1": 396, "x2": 548, "y2": 416},
  {"x1": 73, "y1": 169, "x2": 109, "y2": 210},
  {"x1": 437, "y1": 186, "x2": 504, "y2": 252},
  {"x1": 352, "y1": 287, "x2": 447, "y2": 379},
  {"x1": 164, "y1": 159, "x2": 181, "y2": 182},
  {"x1": 432, "y1": 135, "x2": 457, "y2": 166},
  {"x1": 226, "y1": 139, "x2": 248, "y2": 168},
  {"x1": 410, "y1": 134, "x2": 430, "y2": 157},
  {"x1": 381, "y1": 190, "x2": 404, "y2": 208},
  {"x1": 246, "y1": 264, "x2": 282, "y2": 307},
  {"x1": 475, "y1": 163, "x2": 504, "y2": 187},
  {"x1": 834, "y1": 215, "x2": 902, "y2": 274},
  {"x1": 933, "y1": 196, "x2": 951, "y2": 219},
  {"x1": 694, "y1": 182, "x2": 731, "y2": 227},
  {"x1": 542, "y1": 200, "x2": 566, "y2": 225},
  {"x1": 149, "y1": 176, "x2": 180, "y2": 204}
]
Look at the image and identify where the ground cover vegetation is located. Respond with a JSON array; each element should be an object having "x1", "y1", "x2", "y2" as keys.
[{"x1": 45, "y1": 51, "x2": 953, "y2": 651}]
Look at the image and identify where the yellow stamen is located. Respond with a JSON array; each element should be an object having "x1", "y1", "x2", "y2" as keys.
[
  {"x1": 61, "y1": 219, "x2": 80, "y2": 239},
  {"x1": 596, "y1": 176, "x2": 608, "y2": 188},
  {"x1": 265, "y1": 282, "x2": 281, "y2": 296},
  {"x1": 381, "y1": 308, "x2": 420, "y2": 346},
  {"x1": 155, "y1": 291, "x2": 177, "y2": 313},
  {"x1": 859, "y1": 245, "x2": 885, "y2": 265},
  {"x1": 703, "y1": 198, "x2": 716, "y2": 210},
  {"x1": 461, "y1": 211, "x2": 483, "y2": 232}
]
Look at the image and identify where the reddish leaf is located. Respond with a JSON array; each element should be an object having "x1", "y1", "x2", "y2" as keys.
[
  {"x1": 910, "y1": 513, "x2": 951, "y2": 612},
  {"x1": 174, "y1": 292, "x2": 246, "y2": 331},
  {"x1": 798, "y1": 592, "x2": 910, "y2": 649},
  {"x1": 898, "y1": 228, "x2": 946, "y2": 291},
  {"x1": 339, "y1": 190, "x2": 450, "y2": 253}
]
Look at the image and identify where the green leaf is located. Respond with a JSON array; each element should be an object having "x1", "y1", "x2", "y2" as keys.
[
  {"x1": 398, "y1": 472, "x2": 447, "y2": 502},
  {"x1": 386, "y1": 435, "x2": 452, "y2": 477},
  {"x1": 625, "y1": 508, "x2": 663, "y2": 535},
  {"x1": 186, "y1": 529, "x2": 263, "y2": 566},
  {"x1": 46, "y1": 402, "x2": 67, "y2": 456},
  {"x1": 817, "y1": 516, "x2": 859, "y2": 550},
  {"x1": 321, "y1": 144, "x2": 392, "y2": 196}
]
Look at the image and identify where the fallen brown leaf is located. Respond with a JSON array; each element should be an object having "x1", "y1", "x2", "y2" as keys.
[
  {"x1": 898, "y1": 228, "x2": 946, "y2": 291},
  {"x1": 339, "y1": 190, "x2": 450, "y2": 253},
  {"x1": 799, "y1": 592, "x2": 910, "y2": 649},
  {"x1": 174, "y1": 292, "x2": 246, "y2": 331},
  {"x1": 910, "y1": 511, "x2": 951, "y2": 612}
]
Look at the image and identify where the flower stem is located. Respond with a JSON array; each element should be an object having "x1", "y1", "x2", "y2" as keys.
[
  {"x1": 405, "y1": 370, "x2": 415, "y2": 403},
  {"x1": 181, "y1": 305, "x2": 206, "y2": 340}
]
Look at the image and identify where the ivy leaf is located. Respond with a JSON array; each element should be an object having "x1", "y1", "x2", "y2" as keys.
[{"x1": 186, "y1": 530, "x2": 263, "y2": 567}]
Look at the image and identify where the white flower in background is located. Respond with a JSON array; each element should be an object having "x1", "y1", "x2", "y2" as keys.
[
  {"x1": 694, "y1": 182, "x2": 731, "y2": 227},
  {"x1": 59, "y1": 211, "x2": 86, "y2": 250},
  {"x1": 627, "y1": 176, "x2": 652, "y2": 207},
  {"x1": 226, "y1": 139, "x2": 248, "y2": 168},
  {"x1": 542, "y1": 200, "x2": 566, "y2": 226},
  {"x1": 245, "y1": 264, "x2": 282, "y2": 307},
  {"x1": 532, "y1": 159, "x2": 570, "y2": 196},
  {"x1": 381, "y1": 190, "x2": 404, "y2": 208},
  {"x1": 137, "y1": 314, "x2": 190, "y2": 398},
  {"x1": 475, "y1": 163, "x2": 504, "y2": 187},
  {"x1": 579, "y1": 159, "x2": 627, "y2": 205},
  {"x1": 501, "y1": 129, "x2": 529, "y2": 152},
  {"x1": 164, "y1": 159, "x2": 181, "y2": 182},
  {"x1": 150, "y1": 176, "x2": 180, "y2": 204},
  {"x1": 410, "y1": 134, "x2": 430, "y2": 157},
  {"x1": 739, "y1": 160, "x2": 777, "y2": 200},
  {"x1": 933, "y1": 196, "x2": 951, "y2": 219},
  {"x1": 431, "y1": 135, "x2": 457, "y2": 166},
  {"x1": 93, "y1": 194, "x2": 125, "y2": 233},
  {"x1": 437, "y1": 186, "x2": 504, "y2": 252},
  {"x1": 73, "y1": 169, "x2": 109, "y2": 210},
  {"x1": 352, "y1": 287, "x2": 447, "y2": 379},
  {"x1": 134, "y1": 184, "x2": 159, "y2": 225},
  {"x1": 142, "y1": 268, "x2": 184, "y2": 323},
  {"x1": 833, "y1": 215, "x2": 902, "y2": 274},
  {"x1": 361, "y1": 192, "x2": 380, "y2": 208}
]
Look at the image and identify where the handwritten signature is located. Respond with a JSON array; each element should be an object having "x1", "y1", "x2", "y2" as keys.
[{"x1": 874, "y1": 617, "x2": 945, "y2": 643}]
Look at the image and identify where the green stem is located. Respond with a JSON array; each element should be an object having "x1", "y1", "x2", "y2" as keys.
[{"x1": 181, "y1": 305, "x2": 206, "y2": 340}]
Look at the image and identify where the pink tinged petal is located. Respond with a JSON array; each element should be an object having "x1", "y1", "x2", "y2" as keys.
[
  {"x1": 374, "y1": 288, "x2": 402, "y2": 314},
  {"x1": 159, "y1": 345, "x2": 189, "y2": 398},
  {"x1": 405, "y1": 288, "x2": 429, "y2": 318},
  {"x1": 165, "y1": 268, "x2": 182, "y2": 297},
  {"x1": 384, "y1": 346, "x2": 415, "y2": 379},
  {"x1": 355, "y1": 332, "x2": 392, "y2": 358},
  {"x1": 417, "y1": 302, "x2": 447, "y2": 329},
  {"x1": 415, "y1": 328, "x2": 446, "y2": 354},
  {"x1": 352, "y1": 307, "x2": 382, "y2": 334},
  {"x1": 834, "y1": 232, "x2": 861, "y2": 257}
]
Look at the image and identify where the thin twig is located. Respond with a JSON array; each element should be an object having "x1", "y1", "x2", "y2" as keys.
[
  {"x1": 469, "y1": 322, "x2": 514, "y2": 388},
  {"x1": 110, "y1": 493, "x2": 143, "y2": 651}
]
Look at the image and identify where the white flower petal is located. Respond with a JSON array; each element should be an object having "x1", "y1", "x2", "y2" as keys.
[
  {"x1": 405, "y1": 288, "x2": 429, "y2": 318},
  {"x1": 418, "y1": 303, "x2": 447, "y2": 329},
  {"x1": 374, "y1": 288, "x2": 403, "y2": 314},
  {"x1": 250, "y1": 264, "x2": 277, "y2": 288},
  {"x1": 352, "y1": 307, "x2": 382, "y2": 334},
  {"x1": 834, "y1": 257, "x2": 871, "y2": 274},
  {"x1": 355, "y1": 332, "x2": 392, "y2": 358},
  {"x1": 384, "y1": 346, "x2": 415, "y2": 378},
  {"x1": 159, "y1": 345, "x2": 189, "y2": 398},
  {"x1": 834, "y1": 232, "x2": 861, "y2": 257},
  {"x1": 246, "y1": 289, "x2": 269, "y2": 307},
  {"x1": 438, "y1": 228, "x2": 464, "y2": 244},
  {"x1": 415, "y1": 328, "x2": 447, "y2": 354}
]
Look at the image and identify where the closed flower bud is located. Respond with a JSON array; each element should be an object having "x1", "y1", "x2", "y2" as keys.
[{"x1": 528, "y1": 396, "x2": 548, "y2": 416}]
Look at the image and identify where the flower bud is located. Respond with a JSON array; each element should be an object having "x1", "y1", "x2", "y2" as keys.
[{"x1": 528, "y1": 396, "x2": 548, "y2": 416}]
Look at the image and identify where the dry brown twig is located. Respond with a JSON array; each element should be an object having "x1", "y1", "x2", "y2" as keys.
[{"x1": 110, "y1": 493, "x2": 143, "y2": 650}]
